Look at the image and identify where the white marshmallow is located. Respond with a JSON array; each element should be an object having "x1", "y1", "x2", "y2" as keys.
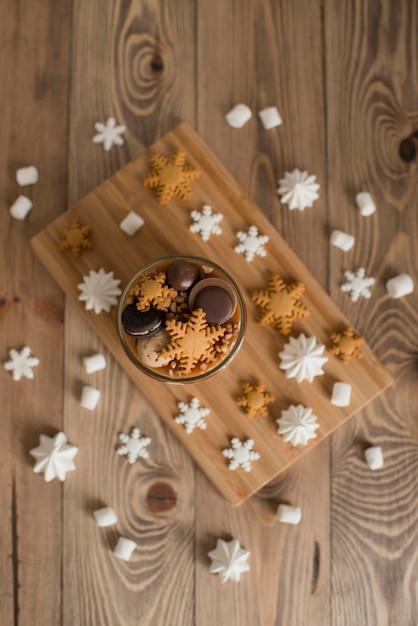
[
  {"x1": 93, "y1": 506, "x2": 118, "y2": 527},
  {"x1": 386, "y1": 274, "x2": 414, "y2": 299},
  {"x1": 80, "y1": 385, "x2": 101, "y2": 410},
  {"x1": 355, "y1": 192, "x2": 376, "y2": 216},
  {"x1": 113, "y1": 537, "x2": 137, "y2": 561},
  {"x1": 330, "y1": 230, "x2": 355, "y2": 252},
  {"x1": 9, "y1": 195, "x2": 33, "y2": 220},
  {"x1": 225, "y1": 103, "x2": 252, "y2": 128},
  {"x1": 330, "y1": 382, "x2": 352, "y2": 407},
  {"x1": 83, "y1": 353, "x2": 107, "y2": 374},
  {"x1": 277, "y1": 504, "x2": 302, "y2": 525},
  {"x1": 258, "y1": 106, "x2": 282, "y2": 129},
  {"x1": 119, "y1": 211, "x2": 144, "y2": 236},
  {"x1": 16, "y1": 166, "x2": 39, "y2": 186},
  {"x1": 364, "y1": 446, "x2": 384, "y2": 470}
]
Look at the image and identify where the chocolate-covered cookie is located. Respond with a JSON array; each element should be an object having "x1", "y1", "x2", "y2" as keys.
[
  {"x1": 189, "y1": 277, "x2": 236, "y2": 325},
  {"x1": 121, "y1": 304, "x2": 165, "y2": 336},
  {"x1": 166, "y1": 260, "x2": 200, "y2": 291},
  {"x1": 194, "y1": 286, "x2": 234, "y2": 324}
]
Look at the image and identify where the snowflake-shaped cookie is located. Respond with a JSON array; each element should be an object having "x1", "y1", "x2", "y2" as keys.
[
  {"x1": 3, "y1": 346, "x2": 40, "y2": 381},
  {"x1": 143, "y1": 151, "x2": 201, "y2": 204},
  {"x1": 117, "y1": 427, "x2": 152, "y2": 464},
  {"x1": 60, "y1": 219, "x2": 93, "y2": 257},
  {"x1": 129, "y1": 272, "x2": 177, "y2": 312},
  {"x1": 159, "y1": 308, "x2": 226, "y2": 375},
  {"x1": 251, "y1": 275, "x2": 310, "y2": 336},
  {"x1": 277, "y1": 168, "x2": 320, "y2": 211},
  {"x1": 234, "y1": 225, "x2": 269, "y2": 262},
  {"x1": 30, "y1": 432, "x2": 78, "y2": 482},
  {"x1": 329, "y1": 327, "x2": 364, "y2": 363},
  {"x1": 277, "y1": 404, "x2": 319, "y2": 446},
  {"x1": 174, "y1": 397, "x2": 210, "y2": 433},
  {"x1": 78, "y1": 268, "x2": 122, "y2": 314},
  {"x1": 237, "y1": 381, "x2": 275, "y2": 418},
  {"x1": 93, "y1": 117, "x2": 126, "y2": 151},
  {"x1": 222, "y1": 438, "x2": 260, "y2": 472},
  {"x1": 189, "y1": 204, "x2": 223, "y2": 241},
  {"x1": 279, "y1": 333, "x2": 328, "y2": 383},
  {"x1": 340, "y1": 267, "x2": 375, "y2": 302},
  {"x1": 208, "y1": 538, "x2": 250, "y2": 584}
]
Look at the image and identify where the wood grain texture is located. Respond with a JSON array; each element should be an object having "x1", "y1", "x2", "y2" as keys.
[
  {"x1": 0, "y1": 1, "x2": 71, "y2": 624},
  {"x1": 1, "y1": 0, "x2": 417, "y2": 624},
  {"x1": 194, "y1": 1, "x2": 333, "y2": 624},
  {"x1": 62, "y1": 2, "x2": 197, "y2": 625},
  {"x1": 325, "y1": 1, "x2": 418, "y2": 625}
]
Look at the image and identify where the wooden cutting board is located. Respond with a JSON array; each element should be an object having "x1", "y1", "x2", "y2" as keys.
[{"x1": 31, "y1": 122, "x2": 392, "y2": 506}]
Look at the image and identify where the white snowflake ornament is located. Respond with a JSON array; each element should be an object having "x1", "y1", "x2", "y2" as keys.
[
  {"x1": 30, "y1": 432, "x2": 78, "y2": 482},
  {"x1": 174, "y1": 397, "x2": 210, "y2": 434},
  {"x1": 340, "y1": 267, "x2": 375, "y2": 302},
  {"x1": 93, "y1": 117, "x2": 126, "y2": 151},
  {"x1": 277, "y1": 404, "x2": 319, "y2": 447},
  {"x1": 222, "y1": 438, "x2": 260, "y2": 472},
  {"x1": 3, "y1": 346, "x2": 40, "y2": 381},
  {"x1": 78, "y1": 268, "x2": 122, "y2": 314},
  {"x1": 189, "y1": 205, "x2": 223, "y2": 242},
  {"x1": 208, "y1": 538, "x2": 250, "y2": 584},
  {"x1": 117, "y1": 427, "x2": 151, "y2": 464},
  {"x1": 277, "y1": 168, "x2": 320, "y2": 211},
  {"x1": 234, "y1": 225, "x2": 269, "y2": 262},
  {"x1": 279, "y1": 333, "x2": 328, "y2": 383}
]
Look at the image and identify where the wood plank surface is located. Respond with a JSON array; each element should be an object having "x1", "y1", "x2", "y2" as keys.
[
  {"x1": 194, "y1": 2, "x2": 334, "y2": 624},
  {"x1": 325, "y1": 2, "x2": 418, "y2": 625},
  {"x1": 0, "y1": 1, "x2": 71, "y2": 625},
  {"x1": 63, "y1": 3, "x2": 197, "y2": 625},
  {"x1": 1, "y1": 0, "x2": 417, "y2": 625}
]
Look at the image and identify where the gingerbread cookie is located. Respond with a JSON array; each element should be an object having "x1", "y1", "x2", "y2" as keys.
[
  {"x1": 237, "y1": 381, "x2": 275, "y2": 418},
  {"x1": 329, "y1": 327, "x2": 364, "y2": 363},
  {"x1": 60, "y1": 219, "x2": 93, "y2": 257},
  {"x1": 158, "y1": 308, "x2": 226, "y2": 376},
  {"x1": 251, "y1": 275, "x2": 310, "y2": 336},
  {"x1": 128, "y1": 272, "x2": 177, "y2": 312},
  {"x1": 143, "y1": 151, "x2": 201, "y2": 204}
]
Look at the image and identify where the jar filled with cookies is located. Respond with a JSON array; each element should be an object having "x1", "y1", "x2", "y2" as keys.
[{"x1": 117, "y1": 256, "x2": 246, "y2": 383}]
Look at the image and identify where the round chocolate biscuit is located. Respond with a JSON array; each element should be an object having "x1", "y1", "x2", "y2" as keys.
[
  {"x1": 166, "y1": 260, "x2": 200, "y2": 291},
  {"x1": 194, "y1": 286, "x2": 234, "y2": 324},
  {"x1": 189, "y1": 277, "x2": 236, "y2": 325},
  {"x1": 121, "y1": 304, "x2": 165, "y2": 336}
]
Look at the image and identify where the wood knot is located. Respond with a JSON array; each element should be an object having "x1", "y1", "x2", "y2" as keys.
[
  {"x1": 146, "y1": 481, "x2": 177, "y2": 513},
  {"x1": 399, "y1": 133, "x2": 417, "y2": 162},
  {"x1": 311, "y1": 541, "x2": 320, "y2": 594},
  {"x1": 150, "y1": 55, "x2": 164, "y2": 73}
]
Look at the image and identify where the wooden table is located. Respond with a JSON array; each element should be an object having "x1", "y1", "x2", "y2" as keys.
[{"x1": 1, "y1": 2, "x2": 417, "y2": 625}]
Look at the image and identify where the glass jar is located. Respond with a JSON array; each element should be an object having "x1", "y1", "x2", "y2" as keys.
[{"x1": 117, "y1": 255, "x2": 246, "y2": 383}]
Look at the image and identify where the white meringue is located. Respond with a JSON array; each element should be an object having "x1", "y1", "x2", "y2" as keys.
[
  {"x1": 30, "y1": 432, "x2": 78, "y2": 482},
  {"x1": 277, "y1": 404, "x2": 319, "y2": 447},
  {"x1": 277, "y1": 168, "x2": 320, "y2": 211},
  {"x1": 208, "y1": 538, "x2": 250, "y2": 583},
  {"x1": 78, "y1": 268, "x2": 122, "y2": 314},
  {"x1": 279, "y1": 333, "x2": 328, "y2": 383}
]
